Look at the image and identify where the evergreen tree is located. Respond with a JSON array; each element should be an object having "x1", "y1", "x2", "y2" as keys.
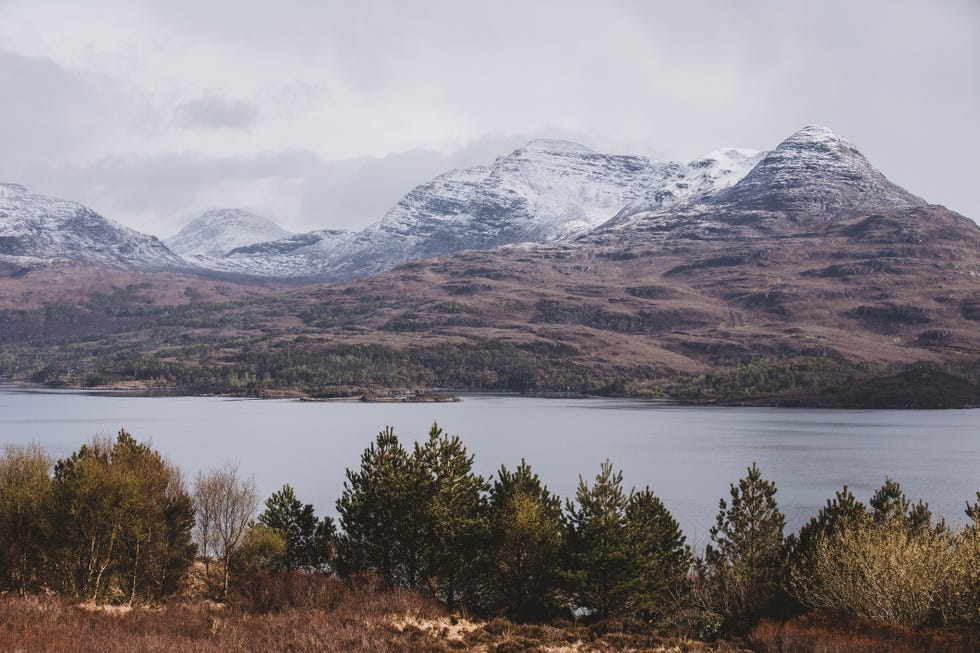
[
  {"x1": 869, "y1": 478, "x2": 932, "y2": 532},
  {"x1": 563, "y1": 460, "x2": 635, "y2": 619},
  {"x1": 966, "y1": 492, "x2": 980, "y2": 530},
  {"x1": 258, "y1": 484, "x2": 335, "y2": 571},
  {"x1": 487, "y1": 459, "x2": 564, "y2": 620},
  {"x1": 335, "y1": 427, "x2": 430, "y2": 587},
  {"x1": 626, "y1": 487, "x2": 692, "y2": 619},
  {"x1": 414, "y1": 423, "x2": 490, "y2": 609},
  {"x1": 701, "y1": 463, "x2": 785, "y2": 633},
  {"x1": 787, "y1": 485, "x2": 866, "y2": 563}
]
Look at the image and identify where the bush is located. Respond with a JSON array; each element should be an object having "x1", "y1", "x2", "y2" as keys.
[{"x1": 789, "y1": 517, "x2": 951, "y2": 626}]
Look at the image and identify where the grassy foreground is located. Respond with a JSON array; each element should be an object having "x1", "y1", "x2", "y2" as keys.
[
  {"x1": 0, "y1": 582, "x2": 975, "y2": 653},
  {"x1": 0, "y1": 583, "x2": 745, "y2": 653}
]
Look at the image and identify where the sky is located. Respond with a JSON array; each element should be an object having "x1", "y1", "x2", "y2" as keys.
[{"x1": 0, "y1": 0, "x2": 977, "y2": 237}]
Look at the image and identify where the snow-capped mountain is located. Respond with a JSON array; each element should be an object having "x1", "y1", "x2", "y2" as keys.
[
  {"x1": 710, "y1": 126, "x2": 924, "y2": 215},
  {"x1": 212, "y1": 139, "x2": 681, "y2": 279},
  {"x1": 598, "y1": 126, "x2": 927, "y2": 239},
  {"x1": 0, "y1": 183, "x2": 182, "y2": 270},
  {"x1": 1, "y1": 127, "x2": 936, "y2": 281},
  {"x1": 166, "y1": 208, "x2": 292, "y2": 259}
]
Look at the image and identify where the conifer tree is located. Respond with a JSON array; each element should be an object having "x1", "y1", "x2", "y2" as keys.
[
  {"x1": 564, "y1": 460, "x2": 635, "y2": 619},
  {"x1": 701, "y1": 463, "x2": 785, "y2": 633},
  {"x1": 414, "y1": 423, "x2": 490, "y2": 609},
  {"x1": 869, "y1": 478, "x2": 932, "y2": 531},
  {"x1": 335, "y1": 427, "x2": 430, "y2": 587},
  {"x1": 258, "y1": 484, "x2": 335, "y2": 571},
  {"x1": 626, "y1": 487, "x2": 692, "y2": 618},
  {"x1": 487, "y1": 459, "x2": 564, "y2": 620}
]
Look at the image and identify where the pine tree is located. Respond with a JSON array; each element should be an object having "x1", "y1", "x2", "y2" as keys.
[
  {"x1": 258, "y1": 484, "x2": 334, "y2": 571},
  {"x1": 702, "y1": 462, "x2": 785, "y2": 633},
  {"x1": 487, "y1": 459, "x2": 564, "y2": 620},
  {"x1": 870, "y1": 478, "x2": 932, "y2": 532},
  {"x1": 564, "y1": 460, "x2": 635, "y2": 619},
  {"x1": 414, "y1": 423, "x2": 490, "y2": 609},
  {"x1": 966, "y1": 492, "x2": 980, "y2": 530},
  {"x1": 626, "y1": 487, "x2": 692, "y2": 618},
  {"x1": 335, "y1": 427, "x2": 430, "y2": 587}
]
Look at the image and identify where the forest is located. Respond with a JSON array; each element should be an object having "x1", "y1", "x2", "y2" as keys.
[{"x1": 0, "y1": 426, "x2": 977, "y2": 652}]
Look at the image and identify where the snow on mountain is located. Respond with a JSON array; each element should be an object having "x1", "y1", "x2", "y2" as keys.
[
  {"x1": 598, "y1": 126, "x2": 927, "y2": 239},
  {"x1": 212, "y1": 139, "x2": 679, "y2": 279},
  {"x1": 614, "y1": 148, "x2": 764, "y2": 218},
  {"x1": 166, "y1": 208, "x2": 293, "y2": 259},
  {"x1": 0, "y1": 183, "x2": 182, "y2": 270},
  {"x1": 712, "y1": 126, "x2": 925, "y2": 214}
]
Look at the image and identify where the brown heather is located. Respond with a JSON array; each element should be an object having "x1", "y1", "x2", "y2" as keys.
[{"x1": 0, "y1": 582, "x2": 750, "y2": 653}]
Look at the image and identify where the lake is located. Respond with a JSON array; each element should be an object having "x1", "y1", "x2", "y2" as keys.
[{"x1": 1, "y1": 385, "x2": 977, "y2": 546}]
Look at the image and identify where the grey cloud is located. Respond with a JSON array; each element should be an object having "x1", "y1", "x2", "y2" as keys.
[
  {"x1": 174, "y1": 93, "x2": 259, "y2": 131},
  {"x1": 25, "y1": 138, "x2": 536, "y2": 237},
  {"x1": 2, "y1": 0, "x2": 978, "y2": 229}
]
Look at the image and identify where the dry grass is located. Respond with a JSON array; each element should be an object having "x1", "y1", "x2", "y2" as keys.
[
  {"x1": 0, "y1": 588, "x2": 746, "y2": 653},
  {"x1": 747, "y1": 612, "x2": 979, "y2": 653}
]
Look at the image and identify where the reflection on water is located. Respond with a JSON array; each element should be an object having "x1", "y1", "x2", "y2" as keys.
[{"x1": 0, "y1": 386, "x2": 977, "y2": 546}]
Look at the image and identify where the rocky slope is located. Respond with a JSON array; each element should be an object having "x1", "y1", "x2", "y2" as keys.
[
  {"x1": 165, "y1": 208, "x2": 292, "y2": 259},
  {"x1": 0, "y1": 183, "x2": 182, "y2": 270},
  {"x1": 597, "y1": 126, "x2": 927, "y2": 241},
  {"x1": 210, "y1": 140, "x2": 683, "y2": 279}
]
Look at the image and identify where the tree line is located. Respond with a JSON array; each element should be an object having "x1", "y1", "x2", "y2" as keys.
[{"x1": 0, "y1": 426, "x2": 977, "y2": 638}]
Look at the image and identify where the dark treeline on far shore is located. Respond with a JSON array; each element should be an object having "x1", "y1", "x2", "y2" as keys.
[{"x1": 0, "y1": 425, "x2": 978, "y2": 642}]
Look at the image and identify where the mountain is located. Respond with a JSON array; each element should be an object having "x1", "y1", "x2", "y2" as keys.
[
  {"x1": 165, "y1": 209, "x2": 292, "y2": 259},
  {"x1": 208, "y1": 139, "x2": 682, "y2": 279},
  {"x1": 598, "y1": 126, "x2": 927, "y2": 240},
  {"x1": 614, "y1": 147, "x2": 764, "y2": 217},
  {"x1": 3, "y1": 126, "x2": 980, "y2": 407},
  {"x1": 0, "y1": 183, "x2": 182, "y2": 270}
]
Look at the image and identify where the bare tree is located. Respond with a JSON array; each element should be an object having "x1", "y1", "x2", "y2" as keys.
[{"x1": 193, "y1": 463, "x2": 258, "y2": 598}]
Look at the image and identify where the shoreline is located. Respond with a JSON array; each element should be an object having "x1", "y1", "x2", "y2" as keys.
[{"x1": 2, "y1": 379, "x2": 978, "y2": 410}]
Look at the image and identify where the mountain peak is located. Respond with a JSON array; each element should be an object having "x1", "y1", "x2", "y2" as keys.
[
  {"x1": 520, "y1": 139, "x2": 595, "y2": 155},
  {"x1": 166, "y1": 208, "x2": 292, "y2": 259},
  {"x1": 783, "y1": 124, "x2": 851, "y2": 145},
  {"x1": 713, "y1": 126, "x2": 924, "y2": 215}
]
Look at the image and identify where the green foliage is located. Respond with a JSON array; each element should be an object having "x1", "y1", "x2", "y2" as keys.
[
  {"x1": 785, "y1": 484, "x2": 867, "y2": 593},
  {"x1": 414, "y1": 424, "x2": 490, "y2": 608},
  {"x1": 564, "y1": 461, "x2": 690, "y2": 620},
  {"x1": 786, "y1": 480, "x2": 980, "y2": 628},
  {"x1": 258, "y1": 484, "x2": 335, "y2": 571},
  {"x1": 869, "y1": 477, "x2": 932, "y2": 531},
  {"x1": 335, "y1": 427, "x2": 430, "y2": 587},
  {"x1": 336, "y1": 424, "x2": 490, "y2": 609},
  {"x1": 232, "y1": 524, "x2": 287, "y2": 576},
  {"x1": 625, "y1": 487, "x2": 692, "y2": 619},
  {"x1": 486, "y1": 460, "x2": 564, "y2": 620},
  {"x1": 788, "y1": 516, "x2": 952, "y2": 626},
  {"x1": 563, "y1": 460, "x2": 634, "y2": 619},
  {"x1": 0, "y1": 444, "x2": 53, "y2": 593},
  {"x1": 700, "y1": 463, "x2": 785, "y2": 634},
  {"x1": 50, "y1": 430, "x2": 196, "y2": 602}
]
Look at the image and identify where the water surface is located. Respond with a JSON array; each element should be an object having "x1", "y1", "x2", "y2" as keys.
[{"x1": 1, "y1": 386, "x2": 977, "y2": 545}]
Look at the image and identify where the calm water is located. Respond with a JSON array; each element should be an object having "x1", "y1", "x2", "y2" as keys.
[{"x1": 1, "y1": 386, "x2": 977, "y2": 546}]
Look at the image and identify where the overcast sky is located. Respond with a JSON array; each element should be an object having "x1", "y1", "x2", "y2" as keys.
[{"x1": 0, "y1": 0, "x2": 977, "y2": 237}]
